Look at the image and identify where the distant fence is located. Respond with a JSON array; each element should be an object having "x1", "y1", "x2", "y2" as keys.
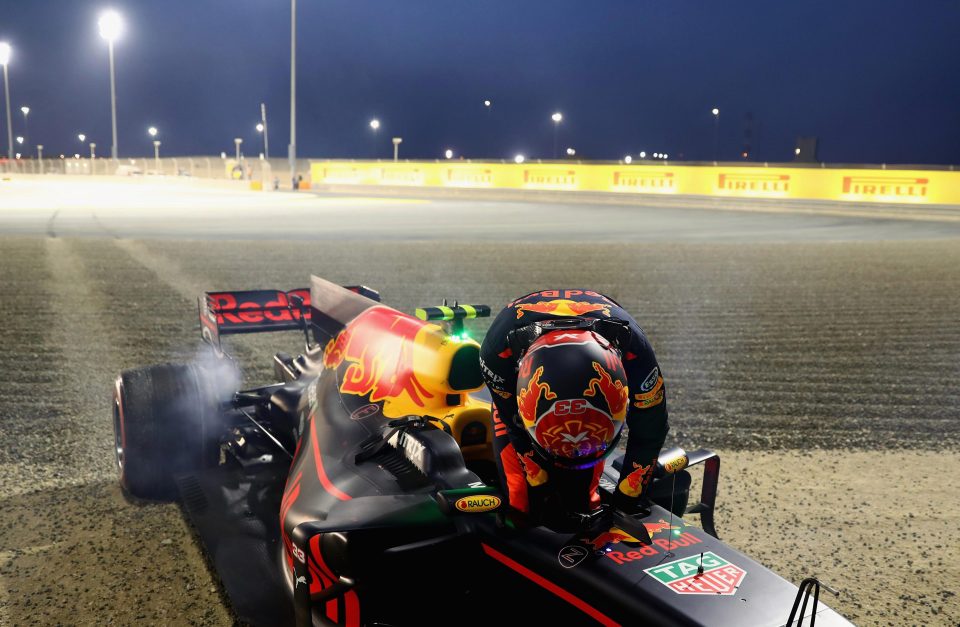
[
  {"x1": 0, "y1": 156, "x2": 313, "y2": 189},
  {"x1": 309, "y1": 160, "x2": 960, "y2": 205}
]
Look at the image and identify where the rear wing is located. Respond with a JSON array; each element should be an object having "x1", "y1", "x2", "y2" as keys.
[{"x1": 199, "y1": 285, "x2": 380, "y2": 352}]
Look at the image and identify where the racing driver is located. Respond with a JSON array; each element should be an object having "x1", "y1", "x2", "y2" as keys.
[{"x1": 479, "y1": 289, "x2": 668, "y2": 529}]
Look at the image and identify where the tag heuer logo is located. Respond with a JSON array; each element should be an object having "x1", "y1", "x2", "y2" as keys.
[
  {"x1": 558, "y1": 545, "x2": 589, "y2": 569},
  {"x1": 644, "y1": 552, "x2": 746, "y2": 595}
]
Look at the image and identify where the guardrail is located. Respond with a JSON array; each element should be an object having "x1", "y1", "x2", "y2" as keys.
[
  {"x1": 309, "y1": 160, "x2": 960, "y2": 205},
  {"x1": 4, "y1": 156, "x2": 958, "y2": 205}
]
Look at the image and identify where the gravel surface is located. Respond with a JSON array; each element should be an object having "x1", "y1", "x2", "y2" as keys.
[{"x1": 1, "y1": 188, "x2": 958, "y2": 626}]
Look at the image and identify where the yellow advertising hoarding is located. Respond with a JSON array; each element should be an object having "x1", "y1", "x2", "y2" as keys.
[{"x1": 309, "y1": 161, "x2": 960, "y2": 205}]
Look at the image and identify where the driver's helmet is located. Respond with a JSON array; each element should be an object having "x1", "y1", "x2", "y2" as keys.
[{"x1": 515, "y1": 326, "x2": 629, "y2": 469}]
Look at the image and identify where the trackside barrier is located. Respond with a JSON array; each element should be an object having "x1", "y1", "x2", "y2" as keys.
[{"x1": 308, "y1": 161, "x2": 960, "y2": 205}]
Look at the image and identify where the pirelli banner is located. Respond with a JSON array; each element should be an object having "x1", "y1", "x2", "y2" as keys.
[{"x1": 309, "y1": 161, "x2": 960, "y2": 205}]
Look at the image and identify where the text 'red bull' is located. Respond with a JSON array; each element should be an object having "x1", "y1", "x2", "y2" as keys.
[{"x1": 323, "y1": 306, "x2": 434, "y2": 408}]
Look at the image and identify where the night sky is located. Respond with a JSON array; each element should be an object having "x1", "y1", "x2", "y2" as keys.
[{"x1": 2, "y1": 0, "x2": 959, "y2": 164}]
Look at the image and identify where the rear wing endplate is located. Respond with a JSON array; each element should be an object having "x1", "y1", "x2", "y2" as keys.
[{"x1": 199, "y1": 285, "x2": 380, "y2": 353}]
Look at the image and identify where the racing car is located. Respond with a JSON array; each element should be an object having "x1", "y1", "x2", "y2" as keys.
[{"x1": 112, "y1": 276, "x2": 852, "y2": 626}]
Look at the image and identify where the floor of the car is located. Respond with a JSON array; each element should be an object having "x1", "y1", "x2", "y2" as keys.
[{"x1": 177, "y1": 463, "x2": 293, "y2": 627}]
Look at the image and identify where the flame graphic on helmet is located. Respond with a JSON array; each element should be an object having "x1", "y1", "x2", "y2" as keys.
[
  {"x1": 517, "y1": 365, "x2": 557, "y2": 428},
  {"x1": 515, "y1": 299, "x2": 612, "y2": 319},
  {"x1": 618, "y1": 461, "x2": 653, "y2": 498},
  {"x1": 583, "y1": 361, "x2": 628, "y2": 420}
]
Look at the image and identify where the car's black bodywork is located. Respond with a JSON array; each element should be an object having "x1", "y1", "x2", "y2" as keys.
[{"x1": 112, "y1": 276, "x2": 852, "y2": 627}]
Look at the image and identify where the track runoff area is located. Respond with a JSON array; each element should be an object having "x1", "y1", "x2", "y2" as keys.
[{"x1": 0, "y1": 176, "x2": 958, "y2": 626}]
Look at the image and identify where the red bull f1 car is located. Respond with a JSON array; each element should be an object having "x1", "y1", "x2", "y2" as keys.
[{"x1": 112, "y1": 276, "x2": 853, "y2": 626}]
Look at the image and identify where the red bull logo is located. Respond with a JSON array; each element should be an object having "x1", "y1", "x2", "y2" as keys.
[
  {"x1": 515, "y1": 299, "x2": 612, "y2": 319},
  {"x1": 643, "y1": 519, "x2": 682, "y2": 536},
  {"x1": 322, "y1": 306, "x2": 434, "y2": 411},
  {"x1": 583, "y1": 361, "x2": 628, "y2": 420},
  {"x1": 519, "y1": 451, "x2": 548, "y2": 486},
  {"x1": 618, "y1": 461, "x2": 653, "y2": 498},
  {"x1": 604, "y1": 531, "x2": 705, "y2": 565},
  {"x1": 585, "y1": 526, "x2": 642, "y2": 551}
]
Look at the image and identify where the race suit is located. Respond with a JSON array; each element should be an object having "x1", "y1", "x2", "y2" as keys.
[{"x1": 479, "y1": 289, "x2": 668, "y2": 522}]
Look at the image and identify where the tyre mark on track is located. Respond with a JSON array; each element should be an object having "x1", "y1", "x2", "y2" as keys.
[
  {"x1": 0, "y1": 237, "x2": 234, "y2": 627},
  {"x1": 45, "y1": 210, "x2": 59, "y2": 238}
]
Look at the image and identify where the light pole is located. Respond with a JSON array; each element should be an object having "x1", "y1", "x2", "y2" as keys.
[
  {"x1": 369, "y1": 118, "x2": 380, "y2": 158},
  {"x1": 711, "y1": 107, "x2": 720, "y2": 162},
  {"x1": 234, "y1": 137, "x2": 243, "y2": 162},
  {"x1": 99, "y1": 11, "x2": 123, "y2": 160},
  {"x1": 260, "y1": 102, "x2": 269, "y2": 159},
  {"x1": 148, "y1": 126, "x2": 160, "y2": 172},
  {"x1": 392, "y1": 137, "x2": 402, "y2": 162},
  {"x1": 289, "y1": 0, "x2": 297, "y2": 188},
  {"x1": 0, "y1": 42, "x2": 13, "y2": 160},
  {"x1": 20, "y1": 106, "x2": 29, "y2": 152},
  {"x1": 89, "y1": 142, "x2": 96, "y2": 174},
  {"x1": 551, "y1": 111, "x2": 563, "y2": 159},
  {"x1": 256, "y1": 122, "x2": 265, "y2": 158}
]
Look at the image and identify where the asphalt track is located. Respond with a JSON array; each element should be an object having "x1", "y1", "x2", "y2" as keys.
[{"x1": 0, "y1": 177, "x2": 958, "y2": 625}]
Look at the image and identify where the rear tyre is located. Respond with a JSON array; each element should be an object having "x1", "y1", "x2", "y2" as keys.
[{"x1": 113, "y1": 363, "x2": 221, "y2": 500}]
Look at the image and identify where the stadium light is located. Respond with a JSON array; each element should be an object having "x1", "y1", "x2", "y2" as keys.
[
  {"x1": 369, "y1": 118, "x2": 380, "y2": 130},
  {"x1": 444, "y1": 148, "x2": 453, "y2": 159},
  {"x1": 551, "y1": 112, "x2": 563, "y2": 158},
  {"x1": 514, "y1": 154, "x2": 525, "y2": 164},
  {"x1": 566, "y1": 147, "x2": 575, "y2": 156},
  {"x1": 99, "y1": 10, "x2": 124, "y2": 159},
  {"x1": 0, "y1": 42, "x2": 12, "y2": 159},
  {"x1": 78, "y1": 133, "x2": 87, "y2": 143},
  {"x1": 624, "y1": 155, "x2": 632, "y2": 164},
  {"x1": 639, "y1": 151, "x2": 646, "y2": 158},
  {"x1": 711, "y1": 107, "x2": 720, "y2": 161},
  {"x1": 148, "y1": 126, "x2": 158, "y2": 138}
]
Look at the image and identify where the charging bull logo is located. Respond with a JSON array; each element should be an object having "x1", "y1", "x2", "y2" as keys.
[
  {"x1": 515, "y1": 299, "x2": 612, "y2": 319},
  {"x1": 586, "y1": 526, "x2": 644, "y2": 551},
  {"x1": 583, "y1": 361, "x2": 628, "y2": 420},
  {"x1": 618, "y1": 461, "x2": 653, "y2": 498},
  {"x1": 519, "y1": 451, "x2": 549, "y2": 486},
  {"x1": 322, "y1": 306, "x2": 436, "y2": 417}
]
